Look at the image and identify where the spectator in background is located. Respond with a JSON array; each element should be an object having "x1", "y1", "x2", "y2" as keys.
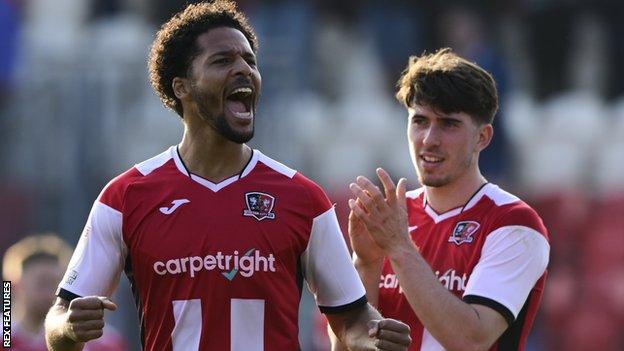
[
  {"x1": 0, "y1": 0, "x2": 21, "y2": 172},
  {"x1": 0, "y1": 0, "x2": 20, "y2": 106},
  {"x1": 361, "y1": 0, "x2": 431, "y2": 91},
  {"x1": 3, "y1": 234, "x2": 127, "y2": 351},
  {"x1": 525, "y1": 1, "x2": 574, "y2": 101},
  {"x1": 595, "y1": 0, "x2": 624, "y2": 100},
  {"x1": 437, "y1": 6, "x2": 510, "y2": 182}
]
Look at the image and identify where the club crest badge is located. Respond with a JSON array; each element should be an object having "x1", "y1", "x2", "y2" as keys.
[
  {"x1": 448, "y1": 221, "x2": 480, "y2": 245},
  {"x1": 243, "y1": 192, "x2": 276, "y2": 221}
]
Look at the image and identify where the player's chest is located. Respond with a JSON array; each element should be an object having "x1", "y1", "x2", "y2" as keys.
[
  {"x1": 382, "y1": 216, "x2": 489, "y2": 295},
  {"x1": 412, "y1": 218, "x2": 486, "y2": 267},
  {"x1": 123, "y1": 186, "x2": 310, "y2": 258}
]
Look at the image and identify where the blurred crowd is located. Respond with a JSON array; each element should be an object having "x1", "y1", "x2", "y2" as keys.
[{"x1": 1, "y1": 0, "x2": 623, "y2": 350}]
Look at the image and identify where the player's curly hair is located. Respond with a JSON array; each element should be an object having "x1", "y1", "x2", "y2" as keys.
[
  {"x1": 396, "y1": 48, "x2": 498, "y2": 125},
  {"x1": 148, "y1": 0, "x2": 258, "y2": 117}
]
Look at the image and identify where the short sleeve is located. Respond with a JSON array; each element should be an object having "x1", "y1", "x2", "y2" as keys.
[
  {"x1": 56, "y1": 199, "x2": 127, "y2": 300},
  {"x1": 301, "y1": 206, "x2": 367, "y2": 313},
  {"x1": 463, "y1": 225, "x2": 549, "y2": 324}
]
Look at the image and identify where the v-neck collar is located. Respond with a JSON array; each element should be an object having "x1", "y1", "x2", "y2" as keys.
[
  {"x1": 422, "y1": 183, "x2": 491, "y2": 223},
  {"x1": 170, "y1": 146, "x2": 260, "y2": 192}
]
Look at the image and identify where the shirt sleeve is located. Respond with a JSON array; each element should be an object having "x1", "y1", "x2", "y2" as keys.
[
  {"x1": 56, "y1": 200, "x2": 127, "y2": 300},
  {"x1": 301, "y1": 206, "x2": 367, "y2": 313},
  {"x1": 463, "y1": 225, "x2": 550, "y2": 325}
]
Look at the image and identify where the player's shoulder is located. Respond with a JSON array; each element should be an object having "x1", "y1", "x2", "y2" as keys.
[
  {"x1": 255, "y1": 150, "x2": 297, "y2": 179},
  {"x1": 99, "y1": 147, "x2": 176, "y2": 210},
  {"x1": 406, "y1": 187, "x2": 425, "y2": 201},
  {"x1": 255, "y1": 150, "x2": 332, "y2": 215},
  {"x1": 481, "y1": 184, "x2": 547, "y2": 237},
  {"x1": 405, "y1": 187, "x2": 426, "y2": 210},
  {"x1": 134, "y1": 146, "x2": 177, "y2": 176}
]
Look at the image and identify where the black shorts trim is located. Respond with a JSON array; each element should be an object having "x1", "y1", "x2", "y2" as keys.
[
  {"x1": 56, "y1": 288, "x2": 82, "y2": 302},
  {"x1": 319, "y1": 295, "x2": 368, "y2": 314},
  {"x1": 463, "y1": 295, "x2": 515, "y2": 326}
]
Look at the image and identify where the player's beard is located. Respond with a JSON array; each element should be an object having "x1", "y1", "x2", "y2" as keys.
[
  {"x1": 418, "y1": 151, "x2": 473, "y2": 187},
  {"x1": 191, "y1": 85, "x2": 254, "y2": 144}
]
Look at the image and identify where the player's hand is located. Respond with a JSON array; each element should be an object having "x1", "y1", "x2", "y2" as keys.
[
  {"x1": 63, "y1": 296, "x2": 117, "y2": 342},
  {"x1": 348, "y1": 168, "x2": 411, "y2": 256},
  {"x1": 368, "y1": 319, "x2": 412, "y2": 350},
  {"x1": 349, "y1": 202, "x2": 385, "y2": 265}
]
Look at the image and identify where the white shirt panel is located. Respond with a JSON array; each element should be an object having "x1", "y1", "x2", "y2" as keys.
[
  {"x1": 58, "y1": 200, "x2": 127, "y2": 298},
  {"x1": 420, "y1": 328, "x2": 445, "y2": 351},
  {"x1": 463, "y1": 225, "x2": 550, "y2": 318},
  {"x1": 230, "y1": 299, "x2": 265, "y2": 351},
  {"x1": 301, "y1": 207, "x2": 366, "y2": 308},
  {"x1": 171, "y1": 299, "x2": 202, "y2": 351}
]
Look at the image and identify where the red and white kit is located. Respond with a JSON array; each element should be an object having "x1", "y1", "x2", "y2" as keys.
[
  {"x1": 57, "y1": 146, "x2": 366, "y2": 351},
  {"x1": 377, "y1": 184, "x2": 549, "y2": 351}
]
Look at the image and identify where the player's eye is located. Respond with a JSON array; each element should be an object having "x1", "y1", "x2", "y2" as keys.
[
  {"x1": 244, "y1": 56, "x2": 257, "y2": 67},
  {"x1": 412, "y1": 116, "x2": 427, "y2": 125},
  {"x1": 213, "y1": 57, "x2": 231, "y2": 65},
  {"x1": 442, "y1": 119, "x2": 460, "y2": 128}
]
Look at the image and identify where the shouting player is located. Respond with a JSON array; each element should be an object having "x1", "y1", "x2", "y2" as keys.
[
  {"x1": 43, "y1": 1, "x2": 411, "y2": 350},
  {"x1": 333, "y1": 49, "x2": 550, "y2": 351}
]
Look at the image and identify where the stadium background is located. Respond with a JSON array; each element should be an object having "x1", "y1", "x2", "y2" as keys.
[{"x1": 1, "y1": 0, "x2": 623, "y2": 350}]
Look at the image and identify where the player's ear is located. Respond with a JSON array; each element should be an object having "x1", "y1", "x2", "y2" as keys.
[
  {"x1": 475, "y1": 123, "x2": 493, "y2": 152},
  {"x1": 172, "y1": 77, "x2": 191, "y2": 100}
]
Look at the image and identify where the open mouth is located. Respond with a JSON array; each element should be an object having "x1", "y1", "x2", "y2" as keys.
[
  {"x1": 420, "y1": 154, "x2": 444, "y2": 168},
  {"x1": 421, "y1": 155, "x2": 443, "y2": 163},
  {"x1": 225, "y1": 87, "x2": 254, "y2": 120}
]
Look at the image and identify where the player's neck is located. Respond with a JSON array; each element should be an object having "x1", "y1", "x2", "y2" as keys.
[
  {"x1": 178, "y1": 126, "x2": 252, "y2": 183},
  {"x1": 424, "y1": 168, "x2": 487, "y2": 214}
]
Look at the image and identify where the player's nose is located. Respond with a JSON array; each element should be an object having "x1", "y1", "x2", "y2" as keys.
[
  {"x1": 232, "y1": 56, "x2": 253, "y2": 77},
  {"x1": 421, "y1": 125, "x2": 442, "y2": 147}
]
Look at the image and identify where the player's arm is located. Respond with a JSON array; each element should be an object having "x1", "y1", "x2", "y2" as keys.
[
  {"x1": 352, "y1": 255, "x2": 382, "y2": 306},
  {"x1": 46, "y1": 178, "x2": 129, "y2": 350},
  {"x1": 328, "y1": 208, "x2": 386, "y2": 351},
  {"x1": 384, "y1": 244, "x2": 508, "y2": 351},
  {"x1": 348, "y1": 206, "x2": 385, "y2": 307},
  {"x1": 301, "y1": 201, "x2": 410, "y2": 350},
  {"x1": 45, "y1": 296, "x2": 117, "y2": 351},
  {"x1": 350, "y1": 168, "x2": 549, "y2": 351}
]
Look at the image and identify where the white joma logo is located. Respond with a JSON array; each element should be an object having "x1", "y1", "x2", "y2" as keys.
[{"x1": 160, "y1": 199, "x2": 190, "y2": 214}]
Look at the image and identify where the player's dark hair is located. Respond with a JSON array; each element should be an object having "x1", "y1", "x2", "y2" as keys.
[
  {"x1": 148, "y1": 0, "x2": 258, "y2": 117},
  {"x1": 396, "y1": 48, "x2": 498, "y2": 125}
]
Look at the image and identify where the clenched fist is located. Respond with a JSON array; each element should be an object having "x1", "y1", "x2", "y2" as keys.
[
  {"x1": 63, "y1": 296, "x2": 117, "y2": 342},
  {"x1": 369, "y1": 319, "x2": 412, "y2": 350}
]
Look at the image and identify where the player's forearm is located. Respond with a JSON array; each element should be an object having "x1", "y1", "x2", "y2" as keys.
[
  {"x1": 353, "y1": 255, "x2": 382, "y2": 307},
  {"x1": 327, "y1": 304, "x2": 381, "y2": 350},
  {"x1": 45, "y1": 305, "x2": 85, "y2": 351},
  {"x1": 387, "y1": 244, "x2": 493, "y2": 351},
  {"x1": 328, "y1": 325, "x2": 348, "y2": 351},
  {"x1": 344, "y1": 306, "x2": 381, "y2": 350}
]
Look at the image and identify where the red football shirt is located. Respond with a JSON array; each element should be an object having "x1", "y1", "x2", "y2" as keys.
[
  {"x1": 57, "y1": 146, "x2": 366, "y2": 351},
  {"x1": 377, "y1": 184, "x2": 550, "y2": 351}
]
